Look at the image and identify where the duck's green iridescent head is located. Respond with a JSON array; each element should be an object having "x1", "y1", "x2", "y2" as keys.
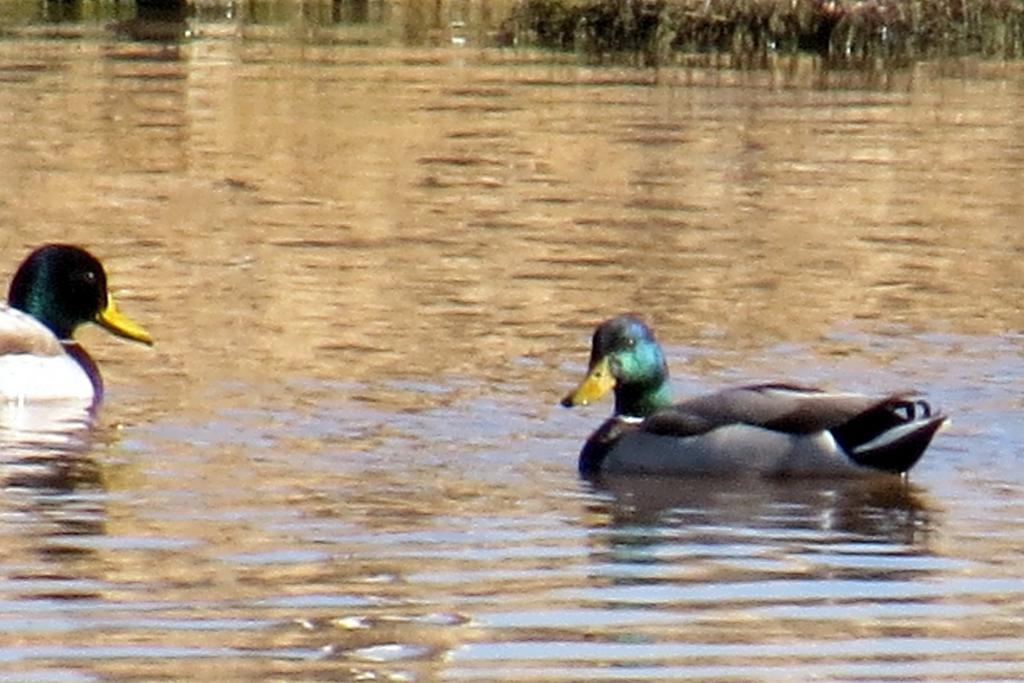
[
  {"x1": 8, "y1": 244, "x2": 153, "y2": 345},
  {"x1": 561, "y1": 314, "x2": 672, "y2": 418}
]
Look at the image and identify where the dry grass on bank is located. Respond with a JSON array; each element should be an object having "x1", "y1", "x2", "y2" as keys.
[{"x1": 499, "y1": 0, "x2": 1024, "y2": 65}]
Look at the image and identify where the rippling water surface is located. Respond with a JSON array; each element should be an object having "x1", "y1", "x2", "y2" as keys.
[{"x1": 1, "y1": 6, "x2": 1024, "y2": 681}]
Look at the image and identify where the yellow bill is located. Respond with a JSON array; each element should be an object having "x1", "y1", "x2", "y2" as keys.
[
  {"x1": 561, "y1": 355, "x2": 615, "y2": 407},
  {"x1": 96, "y1": 291, "x2": 153, "y2": 346}
]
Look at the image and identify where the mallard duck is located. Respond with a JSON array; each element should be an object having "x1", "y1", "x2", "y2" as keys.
[
  {"x1": 0, "y1": 244, "x2": 152, "y2": 404},
  {"x1": 561, "y1": 315, "x2": 947, "y2": 477}
]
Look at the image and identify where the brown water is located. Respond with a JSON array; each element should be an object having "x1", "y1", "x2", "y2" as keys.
[{"x1": 2, "y1": 5, "x2": 1024, "y2": 682}]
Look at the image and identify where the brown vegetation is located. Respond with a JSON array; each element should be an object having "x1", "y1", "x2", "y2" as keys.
[{"x1": 499, "y1": 0, "x2": 1024, "y2": 65}]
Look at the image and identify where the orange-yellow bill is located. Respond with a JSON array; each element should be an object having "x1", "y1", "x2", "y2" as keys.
[
  {"x1": 561, "y1": 355, "x2": 614, "y2": 407},
  {"x1": 96, "y1": 291, "x2": 153, "y2": 346}
]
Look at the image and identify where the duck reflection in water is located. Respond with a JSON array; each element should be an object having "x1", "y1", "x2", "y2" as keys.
[
  {"x1": 109, "y1": 0, "x2": 192, "y2": 43},
  {"x1": 577, "y1": 472, "x2": 938, "y2": 616},
  {"x1": 0, "y1": 405, "x2": 109, "y2": 606},
  {"x1": 584, "y1": 473, "x2": 934, "y2": 544}
]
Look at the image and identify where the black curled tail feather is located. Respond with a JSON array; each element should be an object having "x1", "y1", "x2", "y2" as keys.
[
  {"x1": 830, "y1": 397, "x2": 931, "y2": 450},
  {"x1": 847, "y1": 414, "x2": 946, "y2": 474},
  {"x1": 831, "y1": 397, "x2": 946, "y2": 474}
]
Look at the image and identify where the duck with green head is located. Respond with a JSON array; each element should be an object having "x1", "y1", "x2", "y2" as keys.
[
  {"x1": 1, "y1": 244, "x2": 153, "y2": 404},
  {"x1": 562, "y1": 314, "x2": 947, "y2": 477}
]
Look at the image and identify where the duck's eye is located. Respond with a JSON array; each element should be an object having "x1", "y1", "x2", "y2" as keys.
[{"x1": 79, "y1": 270, "x2": 98, "y2": 286}]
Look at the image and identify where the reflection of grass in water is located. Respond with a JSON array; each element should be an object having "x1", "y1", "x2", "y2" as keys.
[{"x1": 500, "y1": 0, "x2": 1024, "y2": 65}]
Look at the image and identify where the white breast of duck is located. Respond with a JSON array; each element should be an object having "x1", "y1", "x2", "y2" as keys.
[{"x1": 0, "y1": 306, "x2": 94, "y2": 402}]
